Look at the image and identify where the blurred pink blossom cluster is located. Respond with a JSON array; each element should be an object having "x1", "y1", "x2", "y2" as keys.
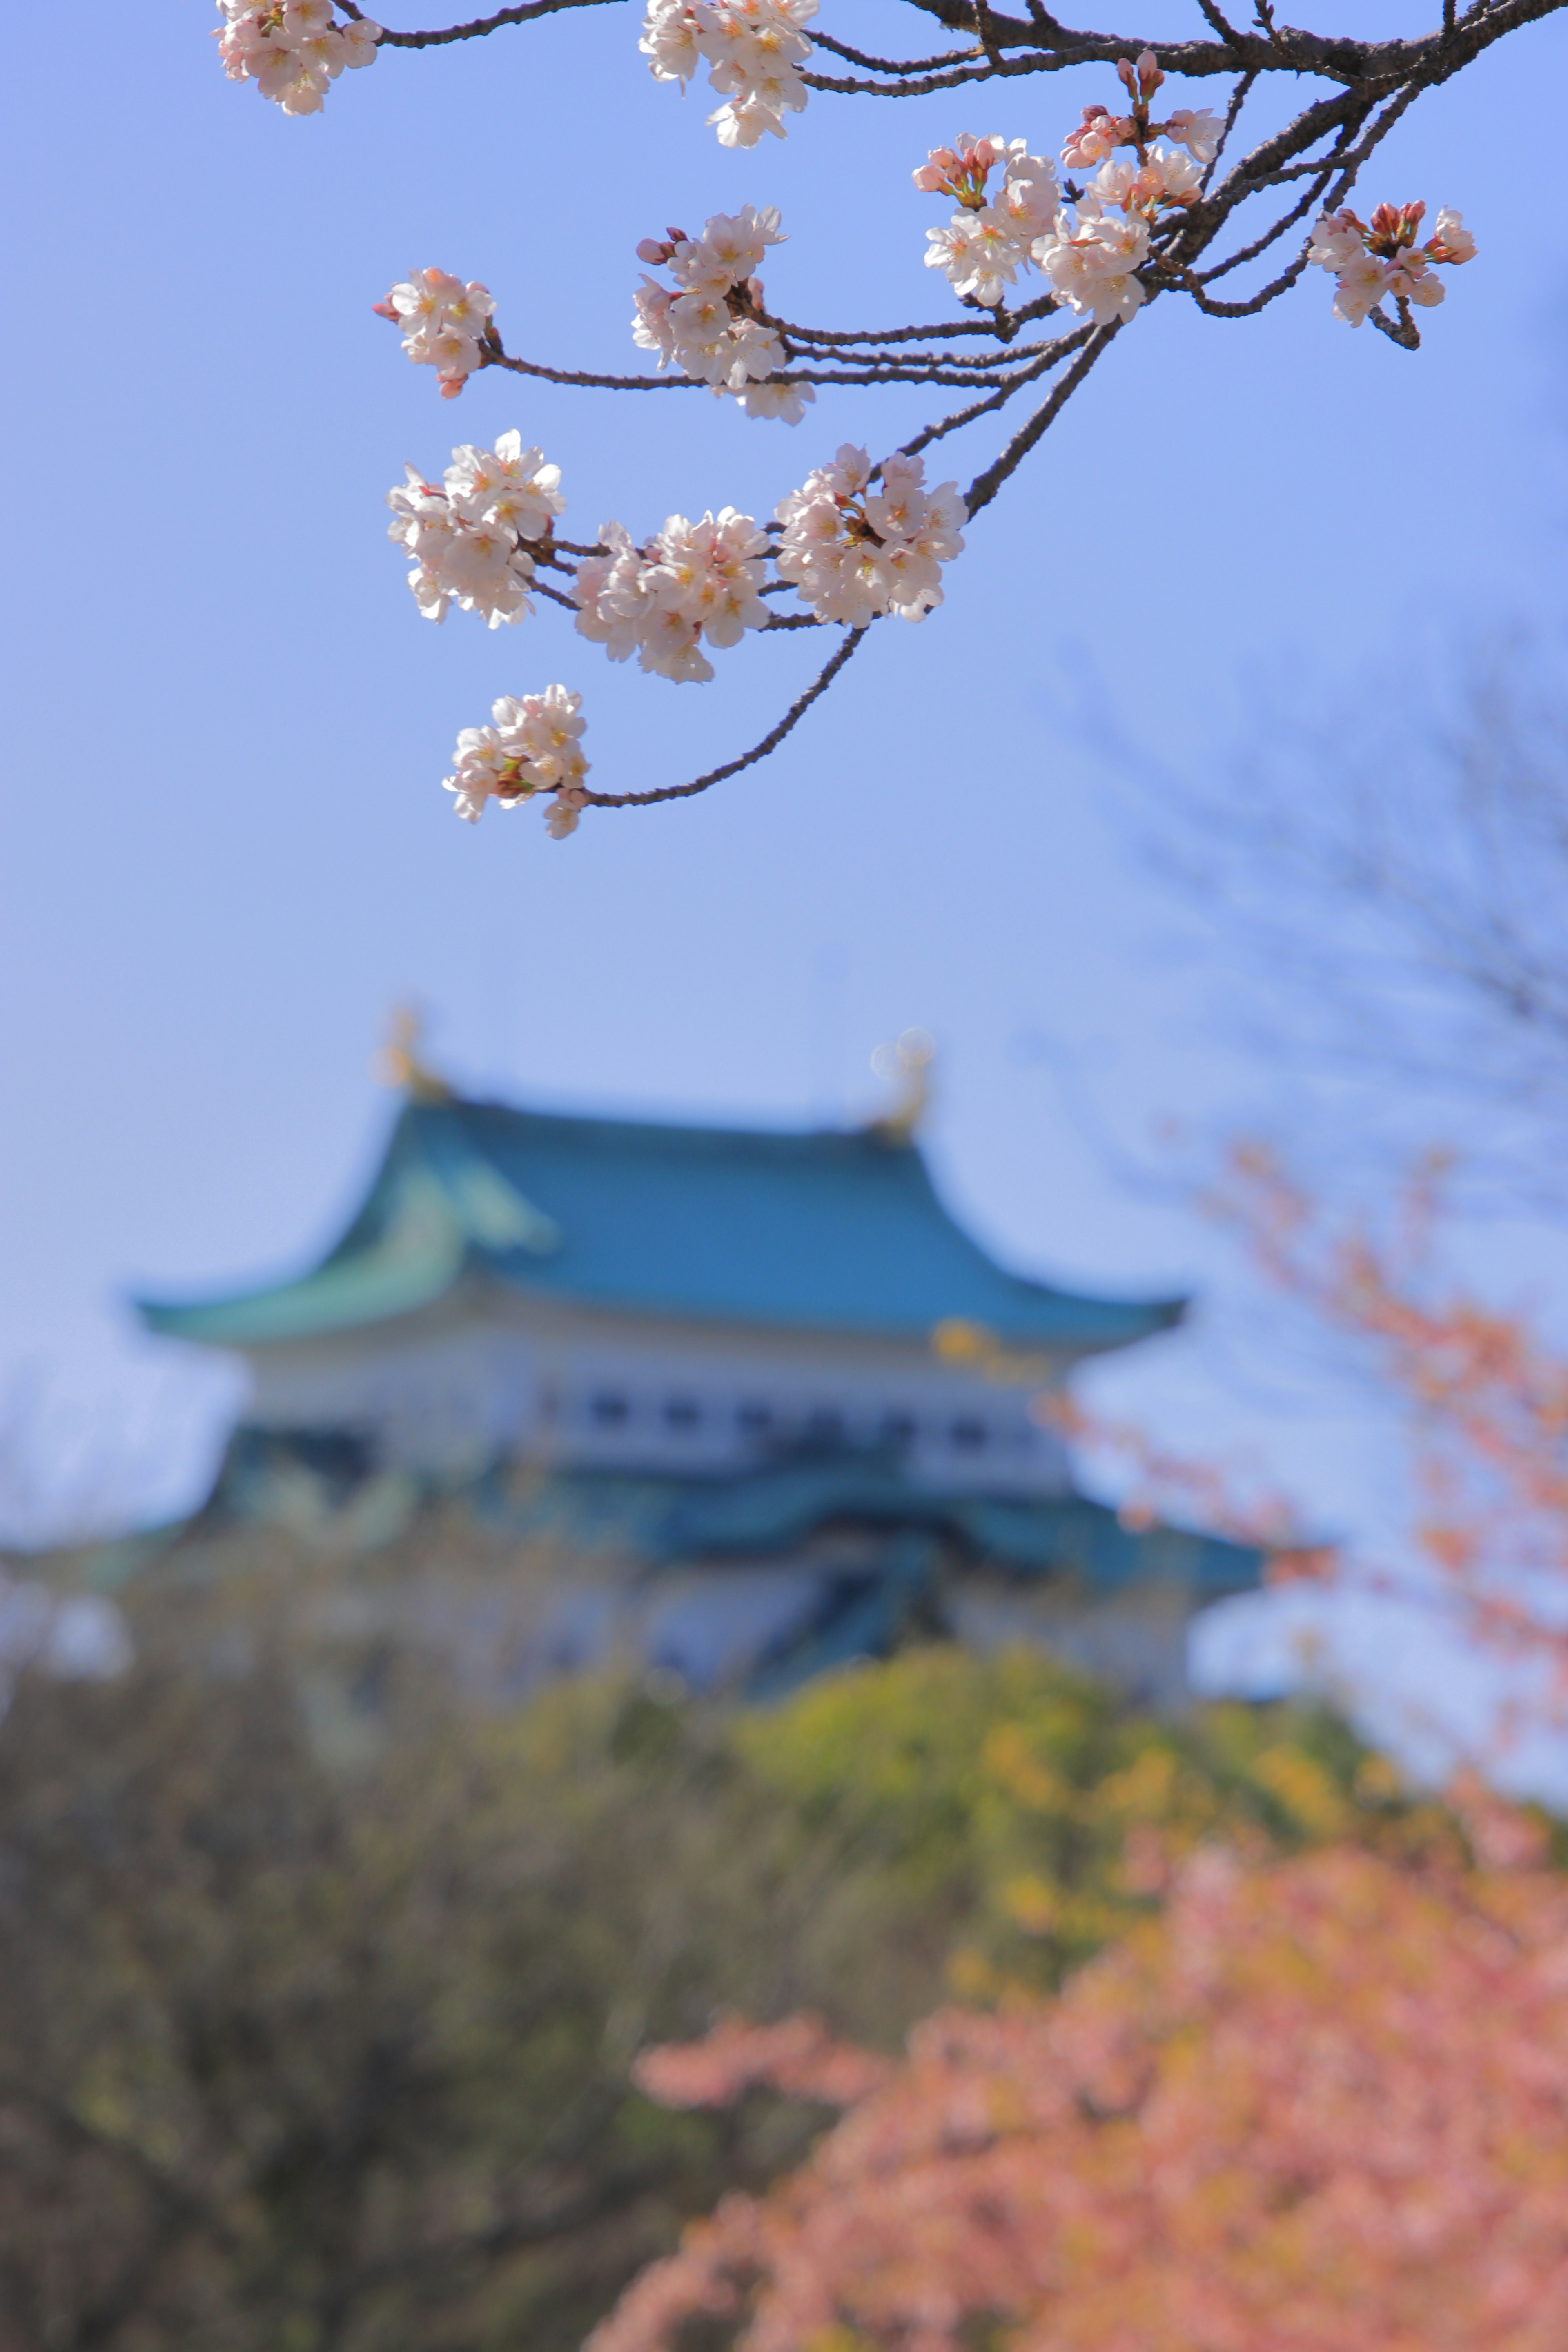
[
  {"x1": 632, "y1": 208, "x2": 813, "y2": 422},
  {"x1": 573, "y1": 509, "x2": 772, "y2": 682},
  {"x1": 640, "y1": 0, "x2": 817, "y2": 146},
  {"x1": 636, "y1": 2013, "x2": 891, "y2": 2111},
  {"x1": 775, "y1": 444, "x2": 966, "y2": 627},
  {"x1": 386, "y1": 431, "x2": 566, "y2": 629},
  {"x1": 373, "y1": 268, "x2": 495, "y2": 398},
  {"x1": 594, "y1": 1838, "x2": 1568, "y2": 2352},
  {"x1": 442, "y1": 686, "x2": 589, "y2": 833},
  {"x1": 213, "y1": 0, "x2": 378, "y2": 114},
  {"x1": 1308, "y1": 199, "x2": 1477, "y2": 326}
]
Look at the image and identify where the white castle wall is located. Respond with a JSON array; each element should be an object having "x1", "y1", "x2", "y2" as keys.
[{"x1": 238, "y1": 1284, "x2": 1076, "y2": 1495}]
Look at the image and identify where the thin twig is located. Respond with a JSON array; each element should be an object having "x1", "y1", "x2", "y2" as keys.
[
  {"x1": 580, "y1": 630, "x2": 869, "y2": 808},
  {"x1": 809, "y1": 29, "x2": 984, "y2": 71},
  {"x1": 964, "y1": 323, "x2": 1120, "y2": 517},
  {"x1": 337, "y1": 0, "x2": 617, "y2": 42}
]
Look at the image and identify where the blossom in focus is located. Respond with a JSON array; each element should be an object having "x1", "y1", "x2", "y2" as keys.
[
  {"x1": 573, "y1": 508, "x2": 771, "y2": 681},
  {"x1": 1061, "y1": 105, "x2": 1134, "y2": 169},
  {"x1": 775, "y1": 444, "x2": 966, "y2": 627},
  {"x1": 918, "y1": 136, "x2": 1060, "y2": 307},
  {"x1": 640, "y1": 0, "x2": 817, "y2": 146},
  {"x1": 1307, "y1": 200, "x2": 1475, "y2": 327},
  {"x1": 1163, "y1": 105, "x2": 1221, "y2": 165},
  {"x1": 632, "y1": 208, "x2": 814, "y2": 423},
  {"x1": 374, "y1": 267, "x2": 496, "y2": 396},
  {"x1": 442, "y1": 686, "x2": 588, "y2": 829},
  {"x1": 213, "y1": 1, "x2": 379, "y2": 114},
  {"x1": 387, "y1": 430, "x2": 564, "y2": 629}
]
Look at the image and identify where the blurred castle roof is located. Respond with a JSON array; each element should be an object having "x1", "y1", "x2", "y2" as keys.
[{"x1": 137, "y1": 1095, "x2": 1185, "y2": 1356}]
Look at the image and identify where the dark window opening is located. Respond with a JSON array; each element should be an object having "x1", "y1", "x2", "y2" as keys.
[
  {"x1": 591, "y1": 1392, "x2": 630, "y2": 1427},
  {"x1": 737, "y1": 1401, "x2": 774, "y2": 1436},
  {"x1": 664, "y1": 1397, "x2": 702, "y2": 1431},
  {"x1": 950, "y1": 1417, "x2": 988, "y2": 1451},
  {"x1": 805, "y1": 1408, "x2": 845, "y2": 1446},
  {"x1": 880, "y1": 1412, "x2": 917, "y2": 1448}
]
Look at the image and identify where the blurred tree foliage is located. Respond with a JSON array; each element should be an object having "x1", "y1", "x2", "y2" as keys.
[{"x1": 0, "y1": 1581, "x2": 1488, "y2": 2352}]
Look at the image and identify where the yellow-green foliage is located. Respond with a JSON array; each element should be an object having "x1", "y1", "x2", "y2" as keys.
[
  {"x1": 0, "y1": 1607, "x2": 1481, "y2": 2352},
  {"x1": 735, "y1": 1646, "x2": 1459, "y2": 1997}
]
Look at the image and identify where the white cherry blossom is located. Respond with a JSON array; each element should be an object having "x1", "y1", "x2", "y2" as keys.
[
  {"x1": 918, "y1": 136, "x2": 1061, "y2": 307},
  {"x1": 775, "y1": 444, "x2": 965, "y2": 626},
  {"x1": 443, "y1": 686, "x2": 589, "y2": 827},
  {"x1": 387, "y1": 432, "x2": 564, "y2": 629},
  {"x1": 631, "y1": 207, "x2": 811, "y2": 421},
  {"x1": 1162, "y1": 106, "x2": 1221, "y2": 165},
  {"x1": 1307, "y1": 200, "x2": 1476, "y2": 327},
  {"x1": 213, "y1": 2, "x2": 379, "y2": 113},
  {"x1": 573, "y1": 508, "x2": 771, "y2": 679},
  {"x1": 374, "y1": 267, "x2": 495, "y2": 397},
  {"x1": 640, "y1": 0, "x2": 816, "y2": 145}
]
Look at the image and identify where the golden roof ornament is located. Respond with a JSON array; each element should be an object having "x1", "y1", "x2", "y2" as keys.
[
  {"x1": 372, "y1": 1006, "x2": 455, "y2": 1105},
  {"x1": 866, "y1": 1028, "x2": 934, "y2": 1145}
]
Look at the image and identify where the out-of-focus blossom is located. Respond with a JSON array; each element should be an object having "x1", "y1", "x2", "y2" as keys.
[
  {"x1": 574, "y1": 508, "x2": 771, "y2": 680},
  {"x1": 442, "y1": 686, "x2": 589, "y2": 829},
  {"x1": 590, "y1": 1838, "x2": 1568, "y2": 2352},
  {"x1": 775, "y1": 443, "x2": 966, "y2": 626},
  {"x1": 387, "y1": 430, "x2": 564, "y2": 628},
  {"x1": 374, "y1": 267, "x2": 496, "y2": 397},
  {"x1": 214, "y1": 1, "x2": 379, "y2": 113},
  {"x1": 632, "y1": 207, "x2": 813, "y2": 422},
  {"x1": 1307, "y1": 198, "x2": 1475, "y2": 326},
  {"x1": 640, "y1": 0, "x2": 817, "y2": 145}
]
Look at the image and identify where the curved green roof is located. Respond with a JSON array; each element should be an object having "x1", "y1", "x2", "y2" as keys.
[{"x1": 138, "y1": 1096, "x2": 1185, "y2": 1356}]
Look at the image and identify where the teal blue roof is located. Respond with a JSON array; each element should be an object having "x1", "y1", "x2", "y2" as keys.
[{"x1": 137, "y1": 1096, "x2": 1184, "y2": 1355}]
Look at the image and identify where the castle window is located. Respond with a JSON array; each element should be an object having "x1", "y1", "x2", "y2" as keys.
[
  {"x1": 805, "y1": 1407, "x2": 844, "y2": 1447},
  {"x1": 880, "y1": 1410, "x2": 916, "y2": 1448},
  {"x1": 737, "y1": 1401, "x2": 774, "y2": 1436},
  {"x1": 950, "y1": 1417, "x2": 988, "y2": 1451},
  {"x1": 664, "y1": 1397, "x2": 702, "y2": 1431},
  {"x1": 591, "y1": 1392, "x2": 630, "y2": 1427}
]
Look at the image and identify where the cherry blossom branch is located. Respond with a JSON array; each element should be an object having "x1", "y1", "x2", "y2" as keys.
[
  {"x1": 335, "y1": 0, "x2": 615, "y2": 41},
  {"x1": 962, "y1": 321, "x2": 1120, "y2": 515},
  {"x1": 579, "y1": 626, "x2": 868, "y2": 806},
  {"x1": 217, "y1": 4, "x2": 1565, "y2": 837}
]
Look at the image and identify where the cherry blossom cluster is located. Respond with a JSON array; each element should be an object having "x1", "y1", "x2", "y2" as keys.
[
  {"x1": 918, "y1": 57, "x2": 1221, "y2": 325},
  {"x1": 373, "y1": 267, "x2": 495, "y2": 398},
  {"x1": 640, "y1": 0, "x2": 816, "y2": 147},
  {"x1": 443, "y1": 687, "x2": 589, "y2": 835},
  {"x1": 213, "y1": 0, "x2": 377, "y2": 114},
  {"x1": 919, "y1": 137, "x2": 1062, "y2": 309},
  {"x1": 387, "y1": 432, "x2": 565, "y2": 629},
  {"x1": 632, "y1": 208, "x2": 812, "y2": 423},
  {"x1": 775, "y1": 445, "x2": 965, "y2": 626},
  {"x1": 1307, "y1": 200, "x2": 1477, "y2": 327},
  {"x1": 573, "y1": 510, "x2": 771, "y2": 682}
]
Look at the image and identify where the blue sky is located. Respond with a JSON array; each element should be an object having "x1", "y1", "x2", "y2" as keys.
[{"x1": 6, "y1": 3, "x2": 1568, "y2": 1777}]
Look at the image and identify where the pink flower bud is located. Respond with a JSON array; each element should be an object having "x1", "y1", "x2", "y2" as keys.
[
  {"x1": 911, "y1": 163, "x2": 949, "y2": 191},
  {"x1": 1136, "y1": 47, "x2": 1163, "y2": 96},
  {"x1": 437, "y1": 372, "x2": 468, "y2": 398},
  {"x1": 636, "y1": 237, "x2": 671, "y2": 264},
  {"x1": 1116, "y1": 55, "x2": 1136, "y2": 92},
  {"x1": 372, "y1": 297, "x2": 400, "y2": 321}
]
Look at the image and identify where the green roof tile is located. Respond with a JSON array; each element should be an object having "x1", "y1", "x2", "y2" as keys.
[{"x1": 138, "y1": 1096, "x2": 1185, "y2": 1355}]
